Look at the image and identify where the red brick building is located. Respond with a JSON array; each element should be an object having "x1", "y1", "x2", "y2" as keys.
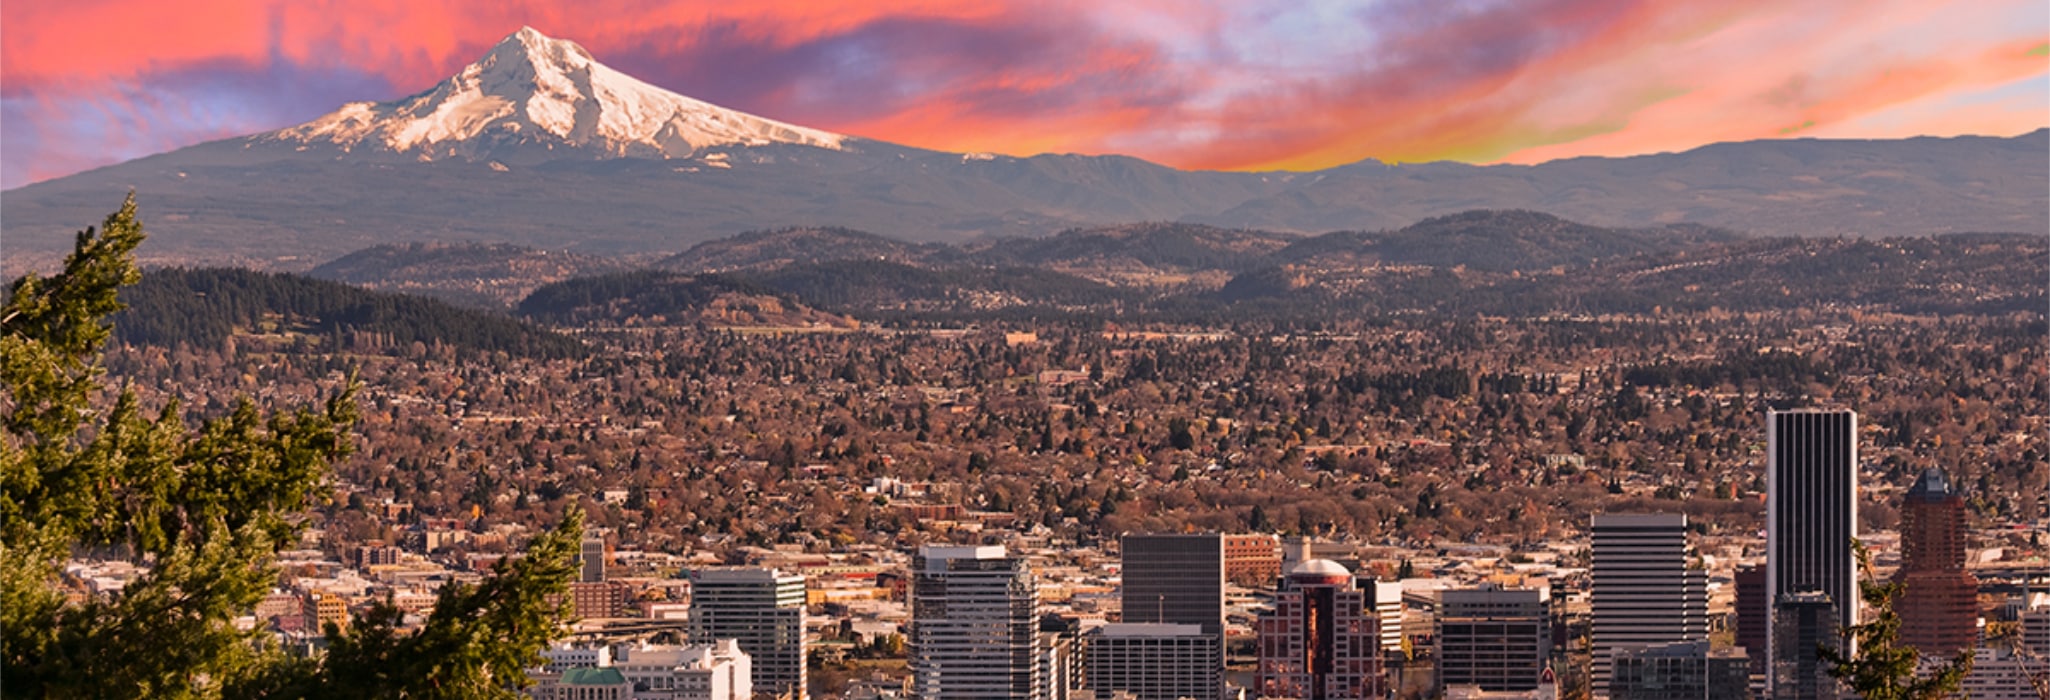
[{"x1": 1895, "y1": 468, "x2": 1978, "y2": 659}]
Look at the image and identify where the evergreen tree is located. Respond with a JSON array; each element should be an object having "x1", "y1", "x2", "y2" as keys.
[
  {"x1": 1819, "y1": 539, "x2": 1972, "y2": 700},
  {"x1": 3, "y1": 195, "x2": 359, "y2": 697},
  {"x1": 2, "y1": 196, "x2": 582, "y2": 698}
]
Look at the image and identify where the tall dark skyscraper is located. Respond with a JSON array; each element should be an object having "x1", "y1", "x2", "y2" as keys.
[
  {"x1": 1102, "y1": 533, "x2": 1227, "y2": 700},
  {"x1": 1895, "y1": 467, "x2": 1978, "y2": 659},
  {"x1": 1120, "y1": 533, "x2": 1225, "y2": 631},
  {"x1": 1766, "y1": 408, "x2": 1858, "y2": 697},
  {"x1": 579, "y1": 534, "x2": 605, "y2": 583}
]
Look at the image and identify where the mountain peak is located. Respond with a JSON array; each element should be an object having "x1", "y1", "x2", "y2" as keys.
[{"x1": 262, "y1": 27, "x2": 846, "y2": 160}]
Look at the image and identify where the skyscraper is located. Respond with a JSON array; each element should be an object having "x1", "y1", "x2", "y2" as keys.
[
  {"x1": 1120, "y1": 533, "x2": 1225, "y2": 630},
  {"x1": 909, "y1": 545, "x2": 1041, "y2": 700},
  {"x1": 689, "y1": 568, "x2": 808, "y2": 700},
  {"x1": 580, "y1": 534, "x2": 606, "y2": 583},
  {"x1": 1102, "y1": 533, "x2": 1225, "y2": 700},
  {"x1": 1772, "y1": 591, "x2": 1840, "y2": 700},
  {"x1": 1589, "y1": 512, "x2": 1708, "y2": 696},
  {"x1": 1436, "y1": 583, "x2": 1551, "y2": 695},
  {"x1": 1255, "y1": 559, "x2": 1386, "y2": 700},
  {"x1": 1766, "y1": 408, "x2": 1857, "y2": 696},
  {"x1": 1733, "y1": 564, "x2": 1768, "y2": 694},
  {"x1": 1895, "y1": 467, "x2": 1978, "y2": 659}
]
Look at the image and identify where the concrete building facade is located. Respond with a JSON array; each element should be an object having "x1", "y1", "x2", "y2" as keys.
[
  {"x1": 688, "y1": 568, "x2": 807, "y2": 700},
  {"x1": 1589, "y1": 512, "x2": 1708, "y2": 696},
  {"x1": 909, "y1": 545, "x2": 1041, "y2": 700},
  {"x1": 1436, "y1": 583, "x2": 1550, "y2": 694}
]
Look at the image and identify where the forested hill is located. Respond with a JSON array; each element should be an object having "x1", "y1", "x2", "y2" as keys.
[
  {"x1": 517, "y1": 270, "x2": 859, "y2": 328},
  {"x1": 115, "y1": 268, "x2": 585, "y2": 359}
]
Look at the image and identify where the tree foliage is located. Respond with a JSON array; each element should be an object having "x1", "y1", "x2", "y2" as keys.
[
  {"x1": 2, "y1": 195, "x2": 582, "y2": 698},
  {"x1": 2, "y1": 194, "x2": 357, "y2": 696},
  {"x1": 1820, "y1": 539, "x2": 1972, "y2": 700}
]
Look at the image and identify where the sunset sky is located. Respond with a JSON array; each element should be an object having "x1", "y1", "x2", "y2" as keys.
[{"x1": 3, "y1": 0, "x2": 2045, "y2": 189}]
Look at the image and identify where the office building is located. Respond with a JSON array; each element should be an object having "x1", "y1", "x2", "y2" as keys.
[
  {"x1": 1121, "y1": 533, "x2": 1226, "y2": 630},
  {"x1": 1087, "y1": 623, "x2": 1222, "y2": 700},
  {"x1": 1357, "y1": 578, "x2": 1405, "y2": 654},
  {"x1": 1733, "y1": 564, "x2": 1768, "y2": 695},
  {"x1": 1955, "y1": 647, "x2": 2040, "y2": 700},
  {"x1": 909, "y1": 545, "x2": 1041, "y2": 700},
  {"x1": 581, "y1": 535, "x2": 607, "y2": 583},
  {"x1": 1766, "y1": 408, "x2": 1857, "y2": 696},
  {"x1": 2022, "y1": 604, "x2": 2050, "y2": 656},
  {"x1": 1771, "y1": 591, "x2": 1840, "y2": 700},
  {"x1": 689, "y1": 568, "x2": 807, "y2": 700},
  {"x1": 1255, "y1": 559, "x2": 1386, "y2": 700},
  {"x1": 1111, "y1": 533, "x2": 1225, "y2": 700},
  {"x1": 1436, "y1": 583, "x2": 1550, "y2": 694},
  {"x1": 1607, "y1": 640, "x2": 1751, "y2": 700},
  {"x1": 570, "y1": 580, "x2": 633, "y2": 619},
  {"x1": 1589, "y1": 512, "x2": 1708, "y2": 696},
  {"x1": 1894, "y1": 467, "x2": 1977, "y2": 659},
  {"x1": 1042, "y1": 631, "x2": 1079, "y2": 700}
]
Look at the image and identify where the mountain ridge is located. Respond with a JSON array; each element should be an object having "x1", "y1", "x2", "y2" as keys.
[{"x1": 3, "y1": 28, "x2": 2042, "y2": 276}]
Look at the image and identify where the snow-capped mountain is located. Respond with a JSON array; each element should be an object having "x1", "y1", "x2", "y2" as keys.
[
  {"x1": 1, "y1": 24, "x2": 2042, "y2": 273},
  {"x1": 262, "y1": 27, "x2": 847, "y2": 160}
]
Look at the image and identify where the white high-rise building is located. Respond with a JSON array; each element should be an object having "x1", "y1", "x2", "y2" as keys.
[
  {"x1": 909, "y1": 545, "x2": 1041, "y2": 700},
  {"x1": 1589, "y1": 512, "x2": 1708, "y2": 697},
  {"x1": 1359, "y1": 578, "x2": 1406, "y2": 654},
  {"x1": 688, "y1": 568, "x2": 806, "y2": 700}
]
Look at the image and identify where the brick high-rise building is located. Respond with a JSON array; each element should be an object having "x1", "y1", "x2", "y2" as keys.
[
  {"x1": 1255, "y1": 559, "x2": 1385, "y2": 700},
  {"x1": 1894, "y1": 467, "x2": 1978, "y2": 660},
  {"x1": 1223, "y1": 534, "x2": 1282, "y2": 587}
]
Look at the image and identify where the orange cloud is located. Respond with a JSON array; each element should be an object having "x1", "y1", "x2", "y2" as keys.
[{"x1": 2, "y1": 0, "x2": 2043, "y2": 190}]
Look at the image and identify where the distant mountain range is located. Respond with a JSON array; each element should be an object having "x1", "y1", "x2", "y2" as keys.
[
  {"x1": 279, "y1": 210, "x2": 2042, "y2": 324},
  {"x1": 4, "y1": 27, "x2": 2044, "y2": 277}
]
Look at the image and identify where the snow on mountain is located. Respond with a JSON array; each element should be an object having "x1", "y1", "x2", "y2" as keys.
[{"x1": 263, "y1": 27, "x2": 846, "y2": 160}]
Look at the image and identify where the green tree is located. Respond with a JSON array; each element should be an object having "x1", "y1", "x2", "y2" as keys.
[
  {"x1": 251, "y1": 506, "x2": 585, "y2": 699},
  {"x1": 2, "y1": 196, "x2": 583, "y2": 698},
  {"x1": 3, "y1": 194, "x2": 357, "y2": 697},
  {"x1": 1819, "y1": 539, "x2": 1972, "y2": 700}
]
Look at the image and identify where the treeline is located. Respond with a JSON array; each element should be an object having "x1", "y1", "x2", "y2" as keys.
[
  {"x1": 517, "y1": 270, "x2": 782, "y2": 324},
  {"x1": 1621, "y1": 350, "x2": 1834, "y2": 389},
  {"x1": 741, "y1": 260, "x2": 1135, "y2": 312},
  {"x1": 114, "y1": 268, "x2": 584, "y2": 359}
]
